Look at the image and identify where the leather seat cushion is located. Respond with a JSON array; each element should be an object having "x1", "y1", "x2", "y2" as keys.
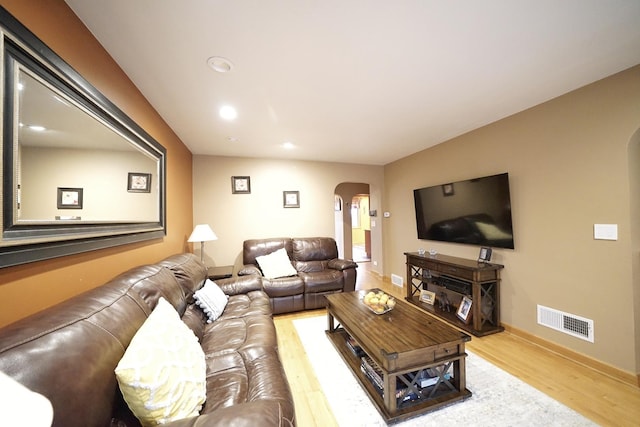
[
  {"x1": 262, "y1": 276, "x2": 304, "y2": 297},
  {"x1": 218, "y1": 291, "x2": 272, "y2": 321},
  {"x1": 299, "y1": 270, "x2": 344, "y2": 293},
  {"x1": 200, "y1": 315, "x2": 278, "y2": 355}
]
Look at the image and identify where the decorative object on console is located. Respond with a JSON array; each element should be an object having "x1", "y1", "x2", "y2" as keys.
[
  {"x1": 127, "y1": 172, "x2": 152, "y2": 193},
  {"x1": 194, "y1": 279, "x2": 229, "y2": 323},
  {"x1": 283, "y1": 190, "x2": 300, "y2": 208},
  {"x1": 57, "y1": 187, "x2": 83, "y2": 209},
  {"x1": 115, "y1": 297, "x2": 206, "y2": 427},
  {"x1": 188, "y1": 224, "x2": 218, "y2": 263},
  {"x1": 255, "y1": 247, "x2": 298, "y2": 279},
  {"x1": 231, "y1": 176, "x2": 251, "y2": 194},
  {"x1": 457, "y1": 296, "x2": 473, "y2": 324},
  {"x1": 478, "y1": 246, "x2": 492, "y2": 263},
  {"x1": 420, "y1": 289, "x2": 436, "y2": 305}
]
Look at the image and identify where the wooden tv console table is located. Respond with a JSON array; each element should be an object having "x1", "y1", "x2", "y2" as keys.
[{"x1": 405, "y1": 252, "x2": 504, "y2": 336}]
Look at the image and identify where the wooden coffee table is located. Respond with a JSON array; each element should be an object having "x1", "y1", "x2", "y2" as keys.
[{"x1": 325, "y1": 289, "x2": 471, "y2": 423}]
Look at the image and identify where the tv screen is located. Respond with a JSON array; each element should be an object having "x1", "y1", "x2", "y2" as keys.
[{"x1": 413, "y1": 173, "x2": 514, "y2": 249}]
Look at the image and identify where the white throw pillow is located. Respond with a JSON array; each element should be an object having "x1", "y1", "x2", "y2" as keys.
[
  {"x1": 115, "y1": 297, "x2": 206, "y2": 427},
  {"x1": 194, "y1": 279, "x2": 228, "y2": 323},
  {"x1": 255, "y1": 247, "x2": 298, "y2": 279}
]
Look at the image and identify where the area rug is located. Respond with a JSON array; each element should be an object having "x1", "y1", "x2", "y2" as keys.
[{"x1": 293, "y1": 315, "x2": 596, "y2": 426}]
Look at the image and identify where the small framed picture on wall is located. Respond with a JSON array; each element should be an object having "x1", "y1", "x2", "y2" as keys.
[
  {"x1": 283, "y1": 191, "x2": 300, "y2": 208},
  {"x1": 232, "y1": 176, "x2": 251, "y2": 194},
  {"x1": 127, "y1": 172, "x2": 152, "y2": 193},
  {"x1": 57, "y1": 187, "x2": 83, "y2": 209}
]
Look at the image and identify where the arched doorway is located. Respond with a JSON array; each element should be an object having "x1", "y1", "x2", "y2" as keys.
[
  {"x1": 334, "y1": 182, "x2": 370, "y2": 261},
  {"x1": 351, "y1": 194, "x2": 371, "y2": 262}
]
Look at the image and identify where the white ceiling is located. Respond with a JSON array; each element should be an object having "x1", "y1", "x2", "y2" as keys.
[{"x1": 64, "y1": 0, "x2": 640, "y2": 166}]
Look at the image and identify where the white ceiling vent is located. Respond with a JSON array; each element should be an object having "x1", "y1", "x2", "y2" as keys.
[{"x1": 537, "y1": 305, "x2": 594, "y2": 343}]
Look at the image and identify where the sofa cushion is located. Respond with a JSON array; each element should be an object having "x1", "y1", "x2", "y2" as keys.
[
  {"x1": 256, "y1": 248, "x2": 298, "y2": 279},
  {"x1": 194, "y1": 279, "x2": 229, "y2": 323},
  {"x1": 115, "y1": 297, "x2": 206, "y2": 427},
  {"x1": 159, "y1": 253, "x2": 208, "y2": 301},
  {"x1": 299, "y1": 269, "x2": 344, "y2": 293}
]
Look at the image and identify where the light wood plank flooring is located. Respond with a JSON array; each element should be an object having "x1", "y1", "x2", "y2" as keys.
[{"x1": 273, "y1": 262, "x2": 640, "y2": 427}]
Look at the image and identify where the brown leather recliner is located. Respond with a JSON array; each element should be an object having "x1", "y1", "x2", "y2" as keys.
[{"x1": 240, "y1": 237, "x2": 358, "y2": 314}]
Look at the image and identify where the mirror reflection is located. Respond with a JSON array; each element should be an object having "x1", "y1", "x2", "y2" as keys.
[
  {"x1": 17, "y1": 70, "x2": 159, "y2": 223},
  {"x1": 0, "y1": 4, "x2": 166, "y2": 268}
]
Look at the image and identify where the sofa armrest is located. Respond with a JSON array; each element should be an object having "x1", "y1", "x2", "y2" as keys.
[
  {"x1": 163, "y1": 399, "x2": 295, "y2": 427},
  {"x1": 215, "y1": 275, "x2": 263, "y2": 296},
  {"x1": 328, "y1": 258, "x2": 358, "y2": 271},
  {"x1": 237, "y1": 264, "x2": 262, "y2": 276}
]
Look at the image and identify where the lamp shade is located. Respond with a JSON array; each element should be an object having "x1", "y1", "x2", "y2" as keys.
[{"x1": 188, "y1": 224, "x2": 218, "y2": 242}]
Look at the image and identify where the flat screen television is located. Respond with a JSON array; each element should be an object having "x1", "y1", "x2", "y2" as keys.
[{"x1": 413, "y1": 173, "x2": 514, "y2": 249}]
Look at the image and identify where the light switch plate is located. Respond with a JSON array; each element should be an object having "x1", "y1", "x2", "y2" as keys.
[{"x1": 594, "y1": 224, "x2": 618, "y2": 240}]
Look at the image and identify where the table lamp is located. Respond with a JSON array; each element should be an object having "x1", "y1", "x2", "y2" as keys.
[{"x1": 188, "y1": 224, "x2": 218, "y2": 263}]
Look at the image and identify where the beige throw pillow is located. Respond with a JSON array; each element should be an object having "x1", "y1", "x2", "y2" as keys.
[{"x1": 115, "y1": 297, "x2": 206, "y2": 427}]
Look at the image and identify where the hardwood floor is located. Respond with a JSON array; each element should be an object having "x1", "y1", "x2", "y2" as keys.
[{"x1": 273, "y1": 262, "x2": 640, "y2": 426}]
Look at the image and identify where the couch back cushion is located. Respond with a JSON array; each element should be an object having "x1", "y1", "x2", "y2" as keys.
[
  {"x1": 126, "y1": 265, "x2": 187, "y2": 316},
  {"x1": 159, "y1": 253, "x2": 208, "y2": 301},
  {"x1": 0, "y1": 263, "x2": 189, "y2": 427},
  {"x1": 243, "y1": 238, "x2": 293, "y2": 266},
  {"x1": 292, "y1": 237, "x2": 338, "y2": 261},
  {"x1": 0, "y1": 279, "x2": 149, "y2": 427}
]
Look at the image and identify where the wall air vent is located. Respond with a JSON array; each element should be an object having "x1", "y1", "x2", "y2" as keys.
[
  {"x1": 537, "y1": 305, "x2": 594, "y2": 343},
  {"x1": 391, "y1": 274, "x2": 403, "y2": 287}
]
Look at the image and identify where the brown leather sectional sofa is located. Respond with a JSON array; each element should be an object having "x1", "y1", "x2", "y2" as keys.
[
  {"x1": 240, "y1": 237, "x2": 358, "y2": 314},
  {"x1": 0, "y1": 253, "x2": 295, "y2": 427}
]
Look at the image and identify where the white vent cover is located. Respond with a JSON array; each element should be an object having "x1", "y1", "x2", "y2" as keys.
[
  {"x1": 537, "y1": 305, "x2": 594, "y2": 343},
  {"x1": 391, "y1": 274, "x2": 403, "y2": 287}
]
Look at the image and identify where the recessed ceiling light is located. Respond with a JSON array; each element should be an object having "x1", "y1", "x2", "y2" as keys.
[
  {"x1": 29, "y1": 125, "x2": 46, "y2": 132},
  {"x1": 219, "y1": 105, "x2": 237, "y2": 120},
  {"x1": 282, "y1": 141, "x2": 295, "y2": 149},
  {"x1": 207, "y1": 56, "x2": 234, "y2": 73}
]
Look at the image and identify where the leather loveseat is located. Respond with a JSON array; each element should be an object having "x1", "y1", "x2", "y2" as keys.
[
  {"x1": 239, "y1": 237, "x2": 358, "y2": 314},
  {"x1": 0, "y1": 253, "x2": 295, "y2": 427}
]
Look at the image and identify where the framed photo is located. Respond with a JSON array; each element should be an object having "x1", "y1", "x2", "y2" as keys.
[
  {"x1": 57, "y1": 187, "x2": 83, "y2": 209},
  {"x1": 420, "y1": 290, "x2": 436, "y2": 305},
  {"x1": 478, "y1": 246, "x2": 492, "y2": 263},
  {"x1": 232, "y1": 176, "x2": 251, "y2": 194},
  {"x1": 456, "y1": 296, "x2": 473, "y2": 324},
  {"x1": 283, "y1": 191, "x2": 300, "y2": 208},
  {"x1": 442, "y1": 183, "x2": 454, "y2": 196},
  {"x1": 127, "y1": 172, "x2": 152, "y2": 193}
]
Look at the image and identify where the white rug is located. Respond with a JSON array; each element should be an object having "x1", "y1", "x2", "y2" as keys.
[{"x1": 293, "y1": 315, "x2": 597, "y2": 426}]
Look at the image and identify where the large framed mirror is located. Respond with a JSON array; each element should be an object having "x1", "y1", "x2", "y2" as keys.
[{"x1": 0, "y1": 7, "x2": 166, "y2": 268}]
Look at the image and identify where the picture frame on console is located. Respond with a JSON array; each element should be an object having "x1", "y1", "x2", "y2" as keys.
[
  {"x1": 420, "y1": 290, "x2": 436, "y2": 305},
  {"x1": 478, "y1": 246, "x2": 492, "y2": 263},
  {"x1": 456, "y1": 296, "x2": 473, "y2": 324}
]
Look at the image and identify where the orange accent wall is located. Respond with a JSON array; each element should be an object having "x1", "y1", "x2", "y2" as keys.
[{"x1": 0, "y1": 0, "x2": 194, "y2": 327}]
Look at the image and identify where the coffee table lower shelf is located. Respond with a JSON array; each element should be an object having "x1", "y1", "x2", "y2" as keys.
[{"x1": 325, "y1": 328, "x2": 472, "y2": 424}]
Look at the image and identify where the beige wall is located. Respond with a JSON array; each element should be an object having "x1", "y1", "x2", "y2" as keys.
[
  {"x1": 192, "y1": 156, "x2": 384, "y2": 272},
  {"x1": 383, "y1": 65, "x2": 640, "y2": 374},
  {"x1": 0, "y1": 0, "x2": 194, "y2": 327}
]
